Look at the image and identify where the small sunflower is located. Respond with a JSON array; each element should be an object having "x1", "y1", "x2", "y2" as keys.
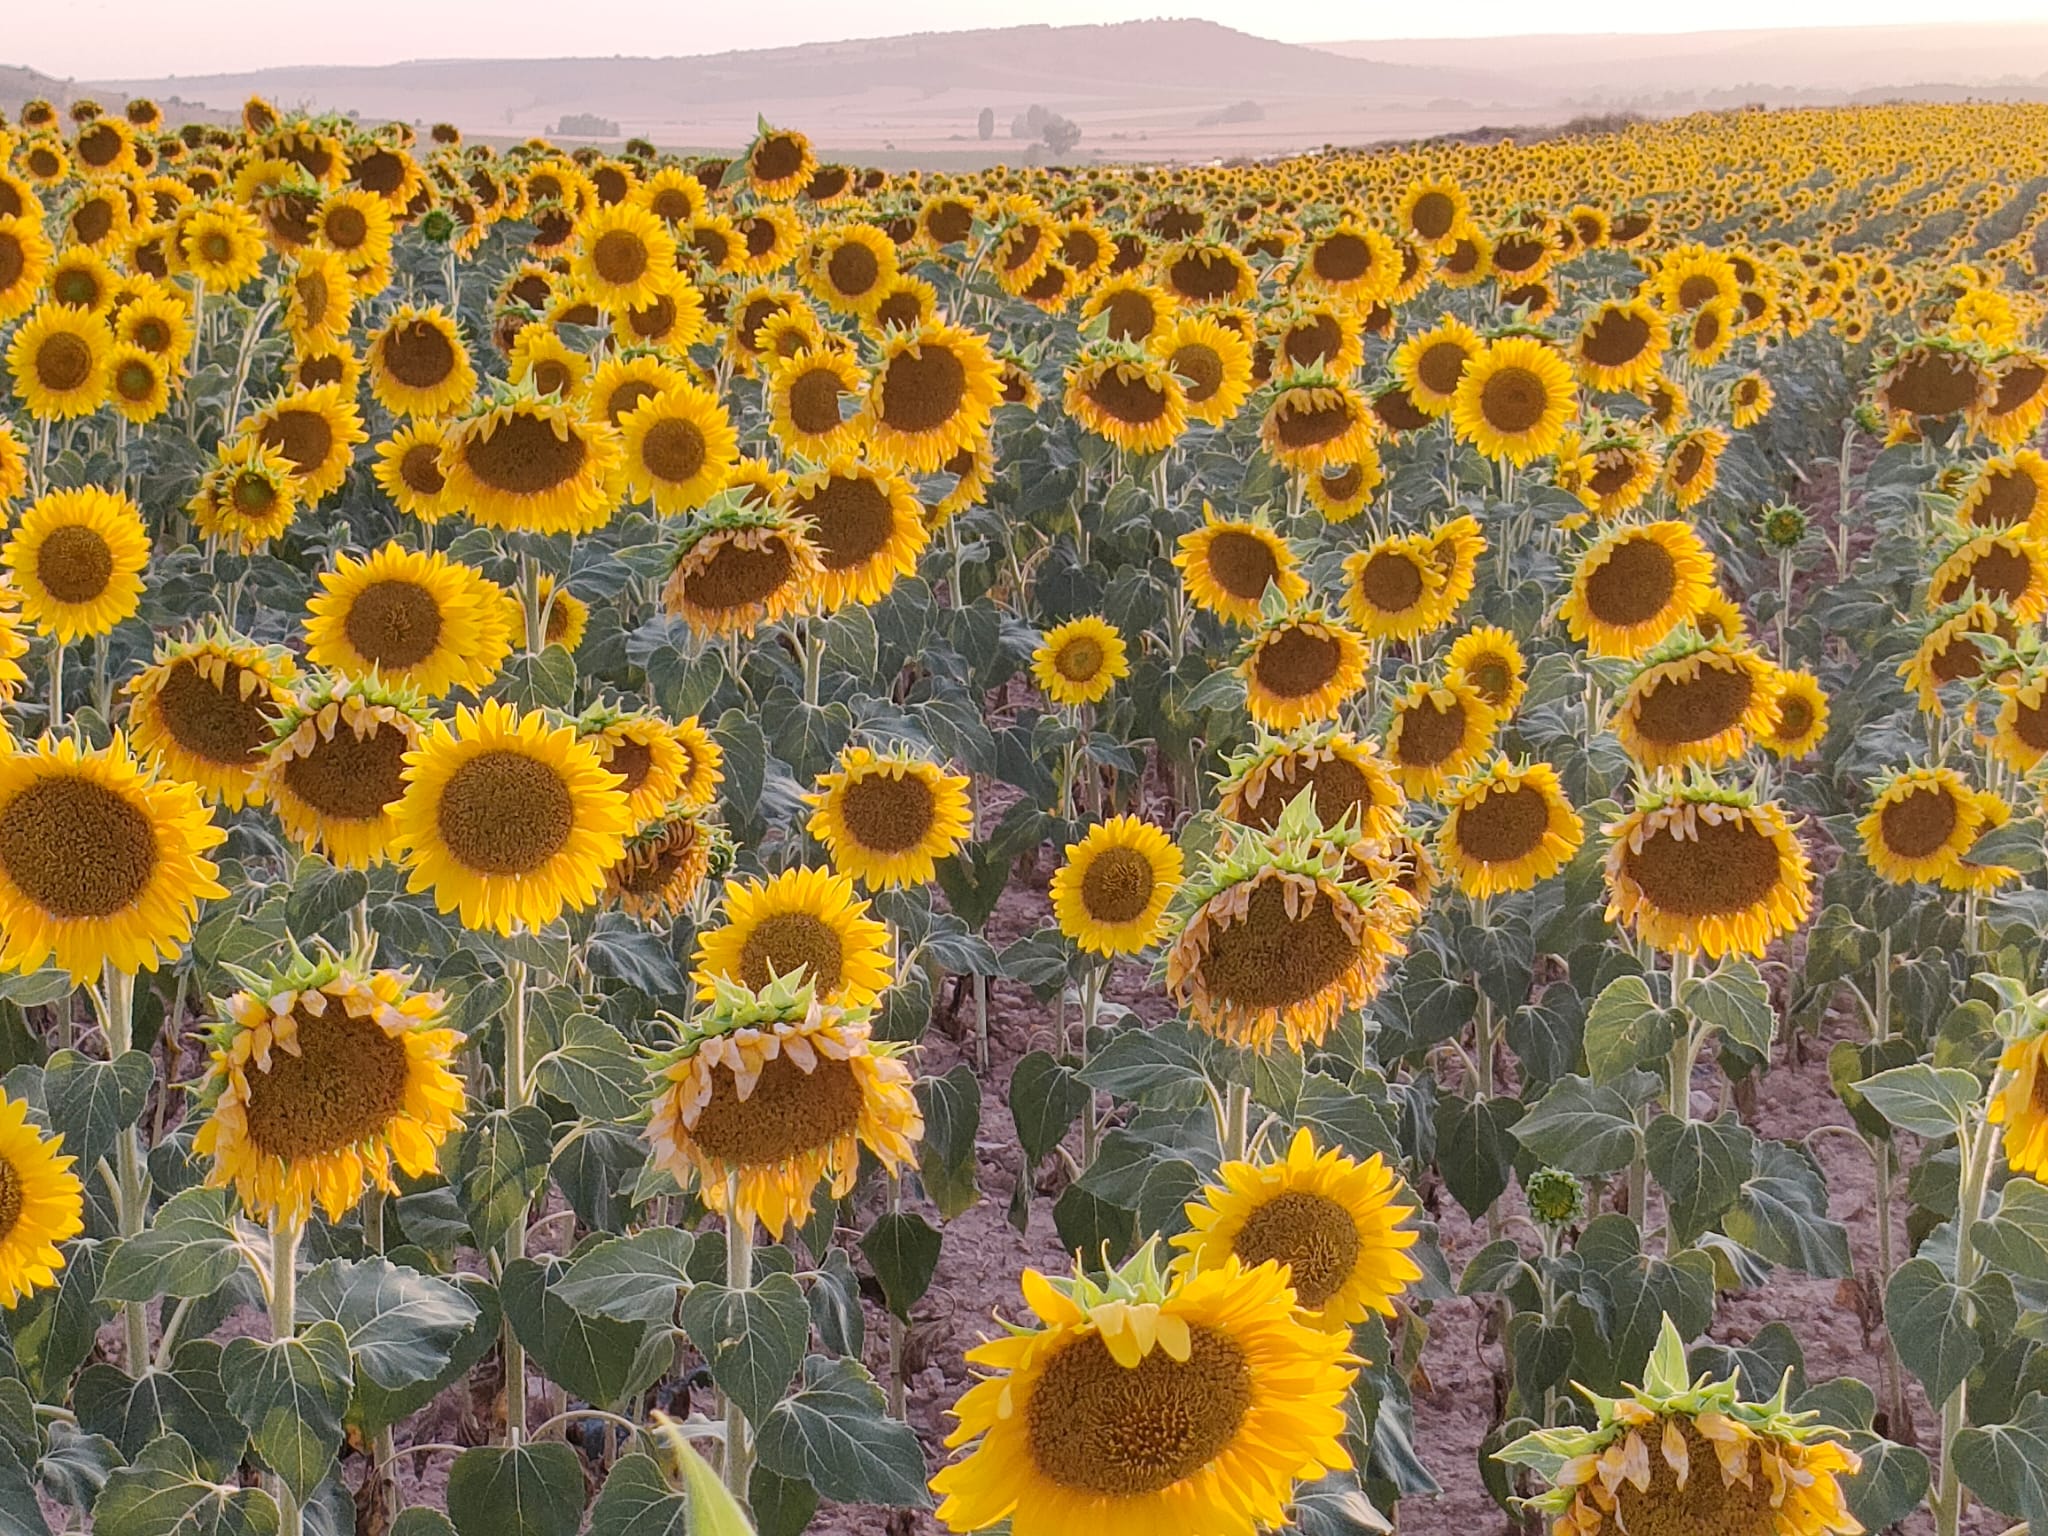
[
  {"x1": 1304, "y1": 455, "x2": 1384, "y2": 523},
  {"x1": 372, "y1": 421, "x2": 454, "y2": 524},
  {"x1": 304, "y1": 542, "x2": 512, "y2": 700},
  {"x1": 1452, "y1": 335, "x2": 1578, "y2": 466},
  {"x1": 670, "y1": 714, "x2": 725, "y2": 811},
  {"x1": 802, "y1": 222, "x2": 898, "y2": 315},
  {"x1": 619, "y1": 380, "x2": 739, "y2": 516},
  {"x1": 1342, "y1": 533, "x2": 1452, "y2": 643},
  {"x1": 766, "y1": 348, "x2": 866, "y2": 461},
  {"x1": 392, "y1": 700, "x2": 634, "y2": 935},
  {"x1": 1929, "y1": 528, "x2": 2048, "y2": 621},
  {"x1": 1152, "y1": 313, "x2": 1255, "y2": 428},
  {"x1": 1446, "y1": 626, "x2": 1528, "y2": 716},
  {"x1": 745, "y1": 125, "x2": 817, "y2": 202},
  {"x1": 0, "y1": 1092, "x2": 83, "y2": 1307},
  {"x1": 605, "y1": 808, "x2": 720, "y2": 922},
  {"x1": 515, "y1": 574, "x2": 588, "y2": 654},
  {"x1": 1066, "y1": 346, "x2": 1189, "y2": 456},
  {"x1": 176, "y1": 201, "x2": 266, "y2": 292},
  {"x1": 507, "y1": 322, "x2": 589, "y2": 400},
  {"x1": 252, "y1": 673, "x2": 430, "y2": 870},
  {"x1": 1604, "y1": 784, "x2": 1812, "y2": 959},
  {"x1": 663, "y1": 501, "x2": 823, "y2": 639},
  {"x1": 1760, "y1": 669, "x2": 1829, "y2": 759},
  {"x1": 784, "y1": 459, "x2": 927, "y2": 610},
  {"x1": 1664, "y1": 427, "x2": 1730, "y2": 510},
  {"x1": 1612, "y1": 639, "x2": 1783, "y2": 772},
  {"x1": 1957, "y1": 451, "x2": 2048, "y2": 538},
  {"x1": 1050, "y1": 815, "x2": 1184, "y2": 956},
  {"x1": 366, "y1": 305, "x2": 476, "y2": 419},
  {"x1": 576, "y1": 706, "x2": 691, "y2": 826},
  {"x1": 189, "y1": 438, "x2": 298, "y2": 553},
  {"x1": 1242, "y1": 609, "x2": 1370, "y2": 732},
  {"x1": 1858, "y1": 765, "x2": 2001, "y2": 886},
  {"x1": 1174, "y1": 1128, "x2": 1420, "y2": 1331},
  {"x1": 0, "y1": 215, "x2": 52, "y2": 323},
  {"x1": 1174, "y1": 506, "x2": 1307, "y2": 627},
  {"x1": 191, "y1": 946, "x2": 464, "y2": 1225},
  {"x1": 281, "y1": 248, "x2": 354, "y2": 351},
  {"x1": 105, "y1": 344, "x2": 171, "y2": 424},
  {"x1": 692, "y1": 865, "x2": 894, "y2": 1008},
  {"x1": 1392, "y1": 314, "x2": 1483, "y2": 417},
  {"x1": 1385, "y1": 676, "x2": 1498, "y2": 798},
  {"x1": 804, "y1": 746, "x2": 973, "y2": 890},
  {"x1": 3, "y1": 486, "x2": 149, "y2": 642},
  {"x1": 240, "y1": 382, "x2": 368, "y2": 503},
  {"x1": 1215, "y1": 726, "x2": 1406, "y2": 844},
  {"x1": 1900, "y1": 600, "x2": 2018, "y2": 713},
  {"x1": 124, "y1": 630, "x2": 296, "y2": 810},
  {"x1": 1730, "y1": 372, "x2": 1775, "y2": 430},
  {"x1": 1437, "y1": 758, "x2": 1583, "y2": 898},
  {"x1": 7, "y1": 304, "x2": 110, "y2": 420},
  {"x1": 438, "y1": 395, "x2": 623, "y2": 536},
  {"x1": 1033, "y1": 615, "x2": 1129, "y2": 708},
  {"x1": 570, "y1": 202, "x2": 677, "y2": 313},
  {"x1": 1299, "y1": 219, "x2": 1399, "y2": 304},
  {"x1": 1560, "y1": 520, "x2": 1717, "y2": 659}
]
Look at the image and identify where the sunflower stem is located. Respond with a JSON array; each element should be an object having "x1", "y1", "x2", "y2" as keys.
[
  {"x1": 1667, "y1": 949, "x2": 1696, "y2": 1127},
  {"x1": 1221, "y1": 1081, "x2": 1252, "y2": 1165},
  {"x1": 1934, "y1": 1094, "x2": 2002, "y2": 1536},
  {"x1": 722, "y1": 1178, "x2": 756, "y2": 1505},
  {"x1": 266, "y1": 1217, "x2": 305, "y2": 1536},
  {"x1": 1079, "y1": 965, "x2": 1104, "y2": 1166},
  {"x1": 102, "y1": 965, "x2": 149, "y2": 1370},
  {"x1": 48, "y1": 640, "x2": 64, "y2": 734},
  {"x1": 503, "y1": 956, "x2": 530, "y2": 1444}
]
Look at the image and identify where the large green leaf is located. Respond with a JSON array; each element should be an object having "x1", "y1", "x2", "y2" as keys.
[
  {"x1": 1434, "y1": 1095, "x2": 1523, "y2": 1219},
  {"x1": 679, "y1": 1271, "x2": 809, "y2": 1425},
  {"x1": 1855, "y1": 1063, "x2": 1982, "y2": 1141},
  {"x1": 915, "y1": 1064, "x2": 981, "y2": 1218},
  {"x1": 1726, "y1": 1141, "x2": 1852, "y2": 1278},
  {"x1": 1974, "y1": 1175, "x2": 2048, "y2": 1284},
  {"x1": 91, "y1": 1435, "x2": 280, "y2": 1536},
  {"x1": 1645, "y1": 1114, "x2": 1756, "y2": 1248},
  {"x1": 446, "y1": 1443, "x2": 587, "y2": 1536},
  {"x1": 1008, "y1": 1050, "x2": 1088, "y2": 1166},
  {"x1": 1572, "y1": 1215, "x2": 1716, "y2": 1390},
  {"x1": 11, "y1": 1238, "x2": 111, "y2": 1400},
  {"x1": 1951, "y1": 1391, "x2": 2048, "y2": 1530},
  {"x1": 754, "y1": 1355, "x2": 930, "y2": 1508},
  {"x1": 75, "y1": 1340, "x2": 248, "y2": 1482},
  {"x1": 1513, "y1": 1074, "x2": 1646, "y2": 1178},
  {"x1": 1677, "y1": 959, "x2": 1775, "y2": 1059},
  {"x1": 294, "y1": 1256, "x2": 482, "y2": 1391},
  {"x1": 502, "y1": 1257, "x2": 669, "y2": 1409},
  {"x1": 99, "y1": 1187, "x2": 247, "y2": 1303},
  {"x1": 223, "y1": 1321, "x2": 353, "y2": 1504},
  {"x1": 446, "y1": 1107, "x2": 554, "y2": 1254},
  {"x1": 859, "y1": 1213, "x2": 942, "y2": 1323},
  {"x1": 1886, "y1": 1257, "x2": 1981, "y2": 1407},
  {"x1": 586, "y1": 1454, "x2": 690, "y2": 1536},
  {"x1": 532, "y1": 1013, "x2": 643, "y2": 1121},
  {"x1": 1584, "y1": 975, "x2": 1681, "y2": 1084},
  {"x1": 554, "y1": 1228, "x2": 693, "y2": 1325}
]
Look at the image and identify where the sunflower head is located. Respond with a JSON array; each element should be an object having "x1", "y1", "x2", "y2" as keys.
[
  {"x1": 1241, "y1": 607, "x2": 1370, "y2": 733},
  {"x1": 1216, "y1": 724, "x2": 1406, "y2": 847},
  {"x1": 1603, "y1": 781, "x2": 1812, "y2": 960},
  {"x1": 1438, "y1": 758, "x2": 1584, "y2": 900},
  {"x1": 1174, "y1": 503, "x2": 1307, "y2": 627},
  {"x1": 804, "y1": 746, "x2": 973, "y2": 891},
  {"x1": 663, "y1": 498, "x2": 823, "y2": 639},
  {"x1": 2, "y1": 485, "x2": 150, "y2": 642},
  {"x1": 1560, "y1": 520, "x2": 1717, "y2": 660},
  {"x1": 1611, "y1": 634, "x2": 1783, "y2": 773},
  {"x1": 1051, "y1": 815, "x2": 1184, "y2": 957},
  {"x1": 0, "y1": 1090, "x2": 84, "y2": 1307},
  {"x1": 605, "y1": 806, "x2": 726, "y2": 923},
  {"x1": 124, "y1": 627, "x2": 297, "y2": 811}
]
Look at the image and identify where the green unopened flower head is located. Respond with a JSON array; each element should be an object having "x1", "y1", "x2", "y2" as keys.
[
  {"x1": 1757, "y1": 501, "x2": 1808, "y2": 551},
  {"x1": 1526, "y1": 1166, "x2": 1585, "y2": 1227}
]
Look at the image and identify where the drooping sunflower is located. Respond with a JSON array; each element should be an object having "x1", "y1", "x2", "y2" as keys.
[
  {"x1": 1928, "y1": 528, "x2": 2048, "y2": 621},
  {"x1": 240, "y1": 382, "x2": 368, "y2": 503},
  {"x1": 1603, "y1": 784, "x2": 1812, "y2": 959},
  {"x1": 669, "y1": 714, "x2": 725, "y2": 812},
  {"x1": 574, "y1": 706, "x2": 690, "y2": 827},
  {"x1": 1216, "y1": 725, "x2": 1406, "y2": 845},
  {"x1": 1152, "y1": 313, "x2": 1255, "y2": 429},
  {"x1": 619, "y1": 380, "x2": 738, "y2": 516},
  {"x1": 366, "y1": 305, "x2": 476, "y2": 419},
  {"x1": 1242, "y1": 609, "x2": 1369, "y2": 732},
  {"x1": 648, "y1": 971, "x2": 919, "y2": 1238},
  {"x1": 191, "y1": 946, "x2": 464, "y2": 1225},
  {"x1": 1977, "y1": 347, "x2": 2048, "y2": 450},
  {"x1": 1166, "y1": 801, "x2": 1407, "y2": 1052},
  {"x1": 1559, "y1": 520, "x2": 1717, "y2": 659},
  {"x1": 124, "y1": 629, "x2": 296, "y2": 810},
  {"x1": 1612, "y1": 639, "x2": 1783, "y2": 772},
  {"x1": 438, "y1": 395, "x2": 623, "y2": 536},
  {"x1": 1437, "y1": 758, "x2": 1583, "y2": 899},
  {"x1": 1957, "y1": 450, "x2": 2048, "y2": 538},
  {"x1": 805, "y1": 746, "x2": 972, "y2": 890},
  {"x1": 1033, "y1": 615, "x2": 1130, "y2": 708},
  {"x1": 570, "y1": 202, "x2": 677, "y2": 313},
  {"x1": 1445, "y1": 626, "x2": 1528, "y2": 716},
  {"x1": 1391, "y1": 313, "x2": 1483, "y2": 417},
  {"x1": 1342, "y1": 533, "x2": 1452, "y2": 643},
  {"x1": 1066, "y1": 345, "x2": 1189, "y2": 456},
  {"x1": 3, "y1": 486, "x2": 149, "y2": 642},
  {"x1": 1664, "y1": 426, "x2": 1730, "y2": 510},
  {"x1": 1499, "y1": 1319, "x2": 1862, "y2": 1536},
  {"x1": 1451, "y1": 335, "x2": 1578, "y2": 465},
  {"x1": 391, "y1": 699, "x2": 633, "y2": 935},
  {"x1": 781, "y1": 458, "x2": 926, "y2": 610},
  {"x1": 766, "y1": 347, "x2": 866, "y2": 461},
  {"x1": 304, "y1": 542, "x2": 512, "y2": 700},
  {"x1": 0, "y1": 733, "x2": 227, "y2": 980},
  {"x1": 253, "y1": 672, "x2": 430, "y2": 870},
  {"x1": 7, "y1": 304, "x2": 110, "y2": 420},
  {"x1": 1876, "y1": 337, "x2": 1994, "y2": 427},
  {"x1": 662, "y1": 500, "x2": 823, "y2": 639},
  {"x1": 1260, "y1": 371, "x2": 1377, "y2": 477},
  {"x1": 1271, "y1": 301, "x2": 1364, "y2": 379},
  {"x1": 1174, "y1": 1127, "x2": 1420, "y2": 1331},
  {"x1": 1858, "y1": 765, "x2": 2001, "y2": 886},
  {"x1": 605, "y1": 807, "x2": 720, "y2": 922},
  {"x1": 0, "y1": 1092, "x2": 83, "y2": 1307},
  {"x1": 692, "y1": 865, "x2": 894, "y2": 1007},
  {"x1": 1760, "y1": 669, "x2": 1829, "y2": 759},
  {"x1": 1050, "y1": 815, "x2": 1184, "y2": 956},
  {"x1": 1571, "y1": 420, "x2": 1664, "y2": 519},
  {"x1": 1385, "y1": 676, "x2": 1498, "y2": 799},
  {"x1": 507, "y1": 322, "x2": 589, "y2": 400},
  {"x1": 1900, "y1": 600, "x2": 2018, "y2": 712},
  {"x1": 1174, "y1": 506, "x2": 1308, "y2": 627},
  {"x1": 1573, "y1": 297, "x2": 1668, "y2": 393},
  {"x1": 1430, "y1": 510, "x2": 1492, "y2": 610}
]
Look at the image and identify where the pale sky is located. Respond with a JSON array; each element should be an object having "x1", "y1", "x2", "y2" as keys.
[{"x1": 12, "y1": 0, "x2": 2048, "y2": 80}]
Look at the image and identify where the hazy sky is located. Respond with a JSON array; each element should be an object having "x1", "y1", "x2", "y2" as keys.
[{"x1": 13, "y1": 0, "x2": 2047, "y2": 79}]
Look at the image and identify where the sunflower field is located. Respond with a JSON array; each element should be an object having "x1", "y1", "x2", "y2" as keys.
[{"x1": 0, "y1": 86, "x2": 2046, "y2": 1536}]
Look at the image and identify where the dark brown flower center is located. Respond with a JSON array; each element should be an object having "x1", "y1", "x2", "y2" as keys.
[
  {"x1": 380, "y1": 318, "x2": 457, "y2": 388},
  {"x1": 155, "y1": 658, "x2": 276, "y2": 768},
  {"x1": 1253, "y1": 627, "x2": 1343, "y2": 700},
  {"x1": 736, "y1": 912, "x2": 846, "y2": 994},
  {"x1": 1480, "y1": 366, "x2": 1547, "y2": 434},
  {"x1": 243, "y1": 1003, "x2": 412, "y2": 1160},
  {"x1": 35, "y1": 524, "x2": 114, "y2": 604},
  {"x1": 343, "y1": 578, "x2": 444, "y2": 669},
  {"x1": 433, "y1": 750, "x2": 574, "y2": 874},
  {"x1": 1584, "y1": 537, "x2": 1678, "y2": 628},
  {"x1": 0, "y1": 775, "x2": 157, "y2": 917},
  {"x1": 1455, "y1": 784, "x2": 1551, "y2": 863},
  {"x1": 688, "y1": 1052, "x2": 863, "y2": 1165},
  {"x1": 1232, "y1": 1190, "x2": 1361, "y2": 1308},
  {"x1": 837, "y1": 772, "x2": 936, "y2": 854},
  {"x1": 1027, "y1": 1326, "x2": 1252, "y2": 1497},
  {"x1": 1079, "y1": 845, "x2": 1157, "y2": 925},
  {"x1": 1623, "y1": 814, "x2": 1787, "y2": 917},
  {"x1": 1879, "y1": 784, "x2": 1959, "y2": 860},
  {"x1": 460, "y1": 409, "x2": 587, "y2": 495},
  {"x1": 282, "y1": 718, "x2": 412, "y2": 821},
  {"x1": 35, "y1": 332, "x2": 95, "y2": 393}
]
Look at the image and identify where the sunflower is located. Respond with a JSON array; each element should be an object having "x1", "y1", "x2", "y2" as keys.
[
  {"x1": 1174, "y1": 1128, "x2": 1420, "y2": 1331},
  {"x1": 1260, "y1": 372, "x2": 1376, "y2": 476},
  {"x1": 1500, "y1": 1319, "x2": 1862, "y2": 1536},
  {"x1": 1572, "y1": 298, "x2": 1668, "y2": 394},
  {"x1": 438, "y1": 395, "x2": 622, "y2": 535},
  {"x1": 312, "y1": 187, "x2": 395, "y2": 274},
  {"x1": 1242, "y1": 610, "x2": 1369, "y2": 732},
  {"x1": 0, "y1": 1084, "x2": 83, "y2": 1308},
  {"x1": 125, "y1": 630, "x2": 296, "y2": 810},
  {"x1": 1603, "y1": 785, "x2": 1811, "y2": 959},
  {"x1": 612, "y1": 273, "x2": 707, "y2": 354},
  {"x1": 1151, "y1": 314, "x2": 1255, "y2": 428},
  {"x1": 1569, "y1": 421, "x2": 1664, "y2": 519},
  {"x1": 804, "y1": 746, "x2": 973, "y2": 890},
  {"x1": 1901, "y1": 600, "x2": 2018, "y2": 712},
  {"x1": 784, "y1": 459, "x2": 927, "y2": 610},
  {"x1": 1664, "y1": 427, "x2": 1729, "y2": 510},
  {"x1": 632, "y1": 166, "x2": 709, "y2": 230},
  {"x1": 1160, "y1": 239, "x2": 1256, "y2": 308},
  {"x1": 1440, "y1": 626, "x2": 1525, "y2": 717},
  {"x1": 0, "y1": 425, "x2": 24, "y2": 509},
  {"x1": 253, "y1": 674, "x2": 428, "y2": 870},
  {"x1": 1066, "y1": 346, "x2": 1189, "y2": 456},
  {"x1": 1398, "y1": 175, "x2": 1467, "y2": 249},
  {"x1": 0, "y1": 733, "x2": 227, "y2": 980},
  {"x1": 648, "y1": 971, "x2": 918, "y2": 1238},
  {"x1": 1929, "y1": 528, "x2": 2048, "y2": 621},
  {"x1": 667, "y1": 714, "x2": 725, "y2": 813},
  {"x1": 1217, "y1": 728, "x2": 1405, "y2": 849},
  {"x1": 1272, "y1": 302, "x2": 1363, "y2": 379},
  {"x1": 1342, "y1": 534, "x2": 1451, "y2": 643},
  {"x1": 1612, "y1": 639, "x2": 1782, "y2": 772},
  {"x1": 1437, "y1": 758, "x2": 1583, "y2": 899},
  {"x1": 177, "y1": 200, "x2": 268, "y2": 292},
  {"x1": 619, "y1": 381, "x2": 738, "y2": 516},
  {"x1": 1560, "y1": 520, "x2": 1716, "y2": 659},
  {"x1": 802, "y1": 223, "x2": 898, "y2": 315},
  {"x1": 605, "y1": 808, "x2": 719, "y2": 922},
  {"x1": 304, "y1": 542, "x2": 511, "y2": 700},
  {"x1": 1991, "y1": 1027, "x2": 2048, "y2": 1178},
  {"x1": 1858, "y1": 765, "x2": 2000, "y2": 886},
  {"x1": 507, "y1": 323, "x2": 589, "y2": 400},
  {"x1": 3, "y1": 486, "x2": 148, "y2": 642},
  {"x1": 931, "y1": 1248, "x2": 1355, "y2": 1536},
  {"x1": 1760, "y1": 669, "x2": 1829, "y2": 759},
  {"x1": 663, "y1": 501, "x2": 823, "y2": 638},
  {"x1": 1304, "y1": 455, "x2": 1384, "y2": 523},
  {"x1": 112, "y1": 284, "x2": 192, "y2": 367},
  {"x1": 1451, "y1": 335, "x2": 1577, "y2": 465},
  {"x1": 1174, "y1": 506, "x2": 1307, "y2": 627},
  {"x1": 1877, "y1": 338, "x2": 1994, "y2": 425},
  {"x1": 366, "y1": 305, "x2": 476, "y2": 419},
  {"x1": 692, "y1": 865, "x2": 894, "y2": 1007},
  {"x1": 392, "y1": 699, "x2": 632, "y2": 935},
  {"x1": 1033, "y1": 615, "x2": 1129, "y2": 708},
  {"x1": 767, "y1": 348, "x2": 866, "y2": 460},
  {"x1": 1989, "y1": 668, "x2": 2048, "y2": 769},
  {"x1": 517, "y1": 574, "x2": 588, "y2": 654},
  {"x1": 1050, "y1": 815, "x2": 1183, "y2": 956},
  {"x1": 1958, "y1": 451, "x2": 2048, "y2": 538},
  {"x1": 240, "y1": 382, "x2": 367, "y2": 503},
  {"x1": 1978, "y1": 348, "x2": 2048, "y2": 450},
  {"x1": 1166, "y1": 805, "x2": 1406, "y2": 1052},
  {"x1": 281, "y1": 248, "x2": 354, "y2": 352},
  {"x1": 932, "y1": 439, "x2": 996, "y2": 527},
  {"x1": 571, "y1": 202, "x2": 677, "y2": 313},
  {"x1": 7, "y1": 304, "x2": 110, "y2": 420},
  {"x1": 745, "y1": 125, "x2": 816, "y2": 202},
  {"x1": 577, "y1": 706, "x2": 691, "y2": 826},
  {"x1": 1682, "y1": 299, "x2": 1737, "y2": 368},
  {"x1": 191, "y1": 947, "x2": 464, "y2": 1225},
  {"x1": 0, "y1": 214, "x2": 52, "y2": 322},
  {"x1": 372, "y1": 420, "x2": 453, "y2": 524},
  {"x1": 1083, "y1": 277, "x2": 1178, "y2": 346},
  {"x1": 1729, "y1": 372, "x2": 1775, "y2": 430},
  {"x1": 1300, "y1": 219, "x2": 1399, "y2": 304},
  {"x1": 104, "y1": 344, "x2": 171, "y2": 424},
  {"x1": 1392, "y1": 314, "x2": 1483, "y2": 417},
  {"x1": 1386, "y1": 676, "x2": 1497, "y2": 798},
  {"x1": 853, "y1": 321, "x2": 1000, "y2": 474}
]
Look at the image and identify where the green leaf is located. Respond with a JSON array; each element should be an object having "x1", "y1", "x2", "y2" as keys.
[
  {"x1": 679, "y1": 1271, "x2": 810, "y2": 1425},
  {"x1": 1513, "y1": 1075, "x2": 1646, "y2": 1178},
  {"x1": 554, "y1": 1229, "x2": 693, "y2": 1325},
  {"x1": 37, "y1": 1420, "x2": 119, "y2": 1510},
  {"x1": 503, "y1": 1258, "x2": 669, "y2": 1410},
  {"x1": 490, "y1": 648, "x2": 579, "y2": 711},
  {"x1": 1975, "y1": 1175, "x2": 2048, "y2": 1284},
  {"x1": 754, "y1": 1355, "x2": 931, "y2": 1508},
  {"x1": 1678, "y1": 959, "x2": 1775, "y2": 1058},
  {"x1": 446, "y1": 1107, "x2": 553, "y2": 1254},
  {"x1": 1855, "y1": 1064, "x2": 1982, "y2": 1140},
  {"x1": 1572, "y1": 1215, "x2": 1716, "y2": 1390},
  {"x1": 807, "y1": 1247, "x2": 864, "y2": 1360},
  {"x1": 915, "y1": 1065, "x2": 980, "y2": 1219},
  {"x1": 1297, "y1": 1071, "x2": 1402, "y2": 1163},
  {"x1": 747, "y1": 1465, "x2": 817, "y2": 1536},
  {"x1": 222, "y1": 1321, "x2": 353, "y2": 1504},
  {"x1": 91, "y1": 1435, "x2": 280, "y2": 1536},
  {"x1": 1951, "y1": 1391, "x2": 2048, "y2": 1529},
  {"x1": 860, "y1": 1212, "x2": 942, "y2": 1322},
  {"x1": 1726, "y1": 1141, "x2": 1852, "y2": 1278},
  {"x1": 10, "y1": 1238, "x2": 111, "y2": 1400},
  {"x1": 294, "y1": 1257, "x2": 482, "y2": 1391},
  {"x1": 1840, "y1": 1434, "x2": 1931, "y2": 1534},
  {"x1": 1009, "y1": 1051, "x2": 1088, "y2": 1166},
  {"x1": 0, "y1": 1437, "x2": 50, "y2": 1536},
  {"x1": 1886, "y1": 1257, "x2": 1983, "y2": 1406},
  {"x1": 1434, "y1": 1096, "x2": 1524, "y2": 1219},
  {"x1": 42, "y1": 1049, "x2": 152, "y2": 1177},
  {"x1": 586, "y1": 1454, "x2": 690, "y2": 1536},
  {"x1": 446, "y1": 1443, "x2": 588, "y2": 1536},
  {"x1": 100, "y1": 1187, "x2": 247, "y2": 1302},
  {"x1": 532, "y1": 1013, "x2": 643, "y2": 1121},
  {"x1": 391, "y1": 1513, "x2": 459, "y2": 1536},
  {"x1": 1584, "y1": 975, "x2": 1681, "y2": 1084},
  {"x1": 76, "y1": 1340, "x2": 248, "y2": 1480},
  {"x1": 1645, "y1": 1115, "x2": 1757, "y2": 1248}
]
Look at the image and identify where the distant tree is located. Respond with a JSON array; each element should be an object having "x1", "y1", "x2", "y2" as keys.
[
  {"x1": 1041, "y1": 114, "x2": 1082, "y2": 158},
  {"x1": 978, "y1": 106, "x2": 995, "y2": 141},
  {"x1": 556, "y1": 112, "x2": 620, "y2": 139}
]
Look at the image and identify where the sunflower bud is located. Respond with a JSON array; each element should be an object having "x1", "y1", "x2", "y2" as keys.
[
  {"x1": 1526, "y1": 1166, "x2": 1585, "y2": 1227},
  {"x1": 1757, "y1": 501, "x2": 1809, "y2": 550}
]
